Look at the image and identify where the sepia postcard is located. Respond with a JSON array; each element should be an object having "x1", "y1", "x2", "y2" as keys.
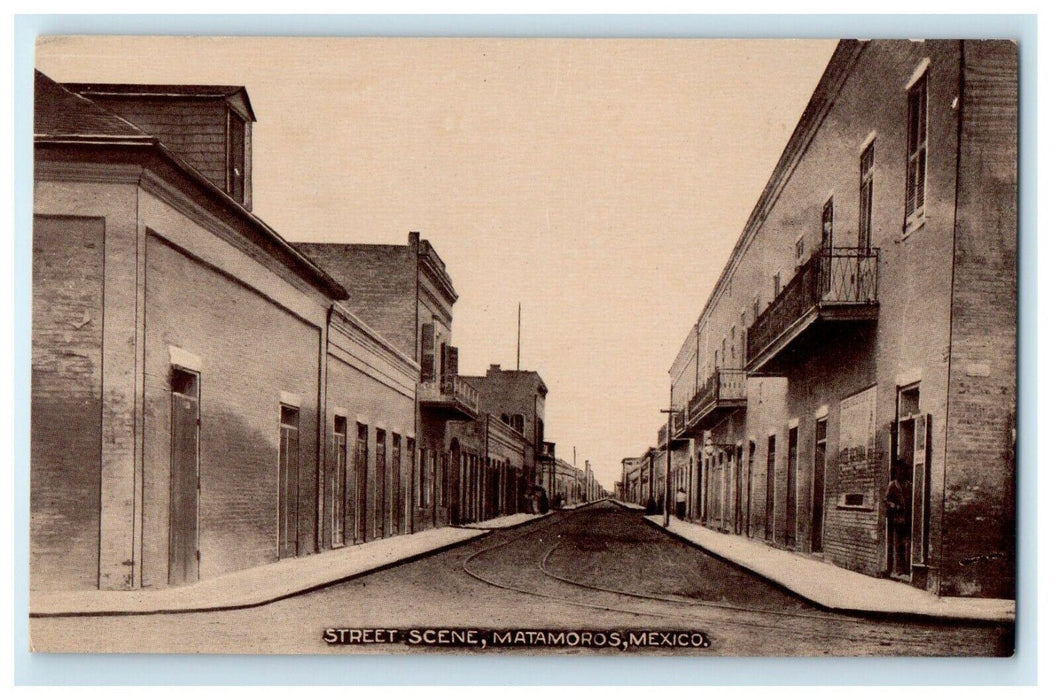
[{"x1": 28, "y1": 35, "x2": 1018, "y2": 656}]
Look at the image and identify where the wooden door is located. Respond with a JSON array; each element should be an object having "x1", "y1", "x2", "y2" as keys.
[
  {"x1": 169, "y1": 369, "x2": 200, "y2": 585},
  {"x1": 331, "y1": 417, "x2": 347, "y2": 548},
  {"x1": 911, "y1": 414, "x2": 932, "y2": 567},
  {"x1": 811, "y1": 419, "x2": 827, "y2": 553},
  {"x1": 278, "y1": 406, "x2": 300, "y2": 559},
  {"x1": 765, "y1": 435, "x2": 776, "y2": 541},
  {"x1": 786, "y1": 426, "x2": 798, "y2": 547}
]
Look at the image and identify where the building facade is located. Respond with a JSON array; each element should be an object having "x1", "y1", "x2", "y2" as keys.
[
  {"x1": 462, "y1": 364, "x2": 549, "y2": 503},
  {"x1": 295, "y1": 235, "x2": 481, "y2": 533},
  {"x1": 665, "y1": 40, "x2": 1016, "y2": 599},
  {"x1": 32, "y1": 72, "x2": 420, "y2": 592}
]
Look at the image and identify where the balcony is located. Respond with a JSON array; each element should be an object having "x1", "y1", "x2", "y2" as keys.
[
  {"x1": 672, "y1": 407, "x2": 687, "y2": 437},
  {"x1": 686, "y1": 369, "x2": 747, "y2": 433},
  {"x1": 746, "y1": 247, "x2": 879, "y2": 373},
  {"x1": 419, "y1": 374, "x2": 479, "y2": 420}
]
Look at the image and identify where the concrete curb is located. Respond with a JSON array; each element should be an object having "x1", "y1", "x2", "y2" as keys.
[
  {"x1": 641, "y1": 515, "x2": 1014, "y2": 625},
  {"x1": 31, "y1": 529, "x2": 490, "y2": 618}
]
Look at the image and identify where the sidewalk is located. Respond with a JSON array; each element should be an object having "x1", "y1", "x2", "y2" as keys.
[
  {"x1": 458, "y1": 512, "x2": 549, "y2": 530},
  {"x1": 31, "y1": 526, "x2": 487, "y2": 617},
  {"x1": 645, "y1": 515, "x2": 1014, "y2": 623}
]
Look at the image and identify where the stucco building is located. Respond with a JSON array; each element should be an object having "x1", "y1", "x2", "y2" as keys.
[
  {"x1": 664, "y1": 40, "x2": 1016, "y2": 599},
  {"x1": 32, "y1": 71, "x2": 420, "y2": 592}
]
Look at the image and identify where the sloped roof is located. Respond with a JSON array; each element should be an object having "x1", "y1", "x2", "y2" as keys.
[
  {"x1": 63, "y1": 81, "x2": 257, "y2": 122},
  {"x1": 34, "y1": 69, "x2": 346, "y2": 301},
  {"x1": 34, "y1": 70, "x2": 151, "y2": 140}
]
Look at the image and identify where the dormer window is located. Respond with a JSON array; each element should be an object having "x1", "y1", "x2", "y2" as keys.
[{"x1": 227, "y1": 108, "x2": 247, "y2": 205}]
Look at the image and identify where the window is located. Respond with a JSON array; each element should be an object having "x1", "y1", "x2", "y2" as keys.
[
  {"x1": 420, "y1": 323, "x2": 436, "y2": 382},
  {"x1": 821, "y1": 197, "x2": 835, "y2": 294},
  {"x1": 773, "y1": 272, "x2": 781, "y2": 299},
  {"x1": 720, "y1": 339, "x2": 726, "y2": 368},
  {"x1": 795, "y1": 236, "x2": 805, "y2": 260},
  {"x1": 899, "y1": 383, "x2": 921, "y2": 418},
  {"x1": 821, "y1": 197, "x2": 834, "y2": 251},
  {"x1": 859, "y1": 139, "x2": 876, "y2": 249},
  {"x1": 226, "y1": 109, "x2": 247, "y2": 205},
  {"x1": 730, "y1": 326, "x2": 736, "y2": 362},
  {"x1": 511, "y1": 413, "x2": 525, "y2": 435},
  {"x1": 906, "y1": 72, "x2": 929, "y2": 228},
  {"x1": 752, "y1": 296, "x2": 760, "y2": 321}
]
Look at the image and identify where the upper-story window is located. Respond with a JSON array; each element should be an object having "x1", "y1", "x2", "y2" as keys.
[
  {"x1": 821, "y1": 196, "x2": 834, "y2": 252},
  {"x1": 773, "y1": 272, "x2": 782, "y2": 299},
  {"x1": 795, "y1": 235, "x2": 805, "y2": 261},
  {"x1": 905, "y1": 70, "x2": 929, "y2": 230},
  {"x1": 511, "y1": 414, "x2": 525, "y2": 435},
  {"x1": 226, "y1": 109, "x2": 247, "y2": 205},
  {"x1": 859, "y1": 139, "x2": 876, "y2": 249}
]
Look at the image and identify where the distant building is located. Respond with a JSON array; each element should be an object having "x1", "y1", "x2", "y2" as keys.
[
  {"x1": 295, "y1": 234, "x2": 481, "y2": 532},
  {"x1": 462, "y1": 364, "x2": 549, "y2": 499},
  {"x1": 662, "y1": 41, "x2": 1016, "y2": 598}
]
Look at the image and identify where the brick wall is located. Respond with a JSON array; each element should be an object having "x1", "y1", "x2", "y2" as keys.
[
  {"x1": 31, "y1": 215, "x2": 104, "y2": 591},
  {"x1": 141, "y1": 234, "x2": 321, "y2": 586},
  {"x1": 941, "y1": 41, "x2": 1018, "y2": 599},
  {"x1": 295, "y1": 243, "x2": 418, "y2": 358}
]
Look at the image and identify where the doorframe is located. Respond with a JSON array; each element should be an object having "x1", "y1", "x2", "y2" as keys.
[
  {"x1": 277, "y1": 400, "x2": 302, "y2": 559},
  {"x1": 169, "y1": 364, "x2": 201, "y2": 585},
  {"x1": 810, "y1": 413, "x2": 828, "y2": 555}
]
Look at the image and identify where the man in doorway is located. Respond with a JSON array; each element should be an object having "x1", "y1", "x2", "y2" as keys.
[
  {"x1": 675, "y1": 487, "x2": 688, "y2": 521},
  {"x1": 885, "y1": 460, "x2": 913, "y2": 577}
]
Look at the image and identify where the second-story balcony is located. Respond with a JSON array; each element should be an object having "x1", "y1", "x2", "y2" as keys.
[
  {"x1": 420, "y1": 374, "x2": 479, "y2": 421},
  {"x1": 686, "y1": 368, "x2": 747, "y2": 433},
  {"x1": 672, "y1": 407, "x2": 687, "y2": 437},
  {"x1": 746, "y1": 246, "x2": 879, "y2": 373}
]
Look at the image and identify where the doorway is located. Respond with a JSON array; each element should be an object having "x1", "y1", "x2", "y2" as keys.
[
  {"x1": 331, "y1": 415, "x2": 347, "y2": 548},
  {"x1": 765, "y1": 435, "x2": 776, "y2": 541},
  {"x1": 278, "y1": 404, "x2": 300, "y2": 559},
  {"x1": 810, "y1": 418, "x2": 827, "y2": 553},
  {"x1": 169, "y1": 368, "x2": 200, "y2": 585}
]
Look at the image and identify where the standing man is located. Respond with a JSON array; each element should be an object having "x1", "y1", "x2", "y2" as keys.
[{"x1": 675, "y1": 487, "x2": 688, "y2": 521}]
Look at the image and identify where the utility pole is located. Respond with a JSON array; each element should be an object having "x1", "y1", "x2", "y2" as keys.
[
  {"x1": 660, "y1": 405, "x2": 680, "y2": 528},
  {"x1": 516, "y1": 303, "x2": 521, "y2": 371}
]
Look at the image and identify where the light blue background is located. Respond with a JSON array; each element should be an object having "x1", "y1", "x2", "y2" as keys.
[{"x1": 13, "y1": 13, "x2": 1037, "y2": 686}]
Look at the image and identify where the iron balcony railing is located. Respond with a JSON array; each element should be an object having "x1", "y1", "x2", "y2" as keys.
[
  {"x1": 746, "y1": 246, "x2": 879, "y2": 363},
  {"x1": 687, "y1": 368, "x2": 747, "y2": 429},
  {"x1": 672, "y1": 407, "x2": 687, "y2": 436},
  {"x1": 439, "y1": 374, "x2": 480, "y2": 415}
]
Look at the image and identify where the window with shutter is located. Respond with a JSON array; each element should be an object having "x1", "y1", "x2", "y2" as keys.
[
  {"x1": 905, "y1": 74, "x2": 928, "y2": 228},
  {"x1": 446, "y1": 345, "x2": 459, "y2": 377},
  {"x1": 420, "y1": 323, "x2": 435, "y2": 382},
  {"x1": 859, "y1": 140, "x2": 875, "y2": 249}
]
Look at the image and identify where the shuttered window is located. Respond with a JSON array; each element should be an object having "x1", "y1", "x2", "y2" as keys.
[
  {"x1": 859, "y1": 140, "x2": 875, "y2": 249},
  {"x1": 905, "y1": 74, "x2": 928, "y2": 227},
  {"x1": 420, "y1": 323, "x2": 435, "y2": 382}
]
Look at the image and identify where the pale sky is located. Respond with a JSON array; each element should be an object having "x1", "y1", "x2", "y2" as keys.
[{"x1": 36, "y1": 36, "x2": 838, "y2": 489}]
